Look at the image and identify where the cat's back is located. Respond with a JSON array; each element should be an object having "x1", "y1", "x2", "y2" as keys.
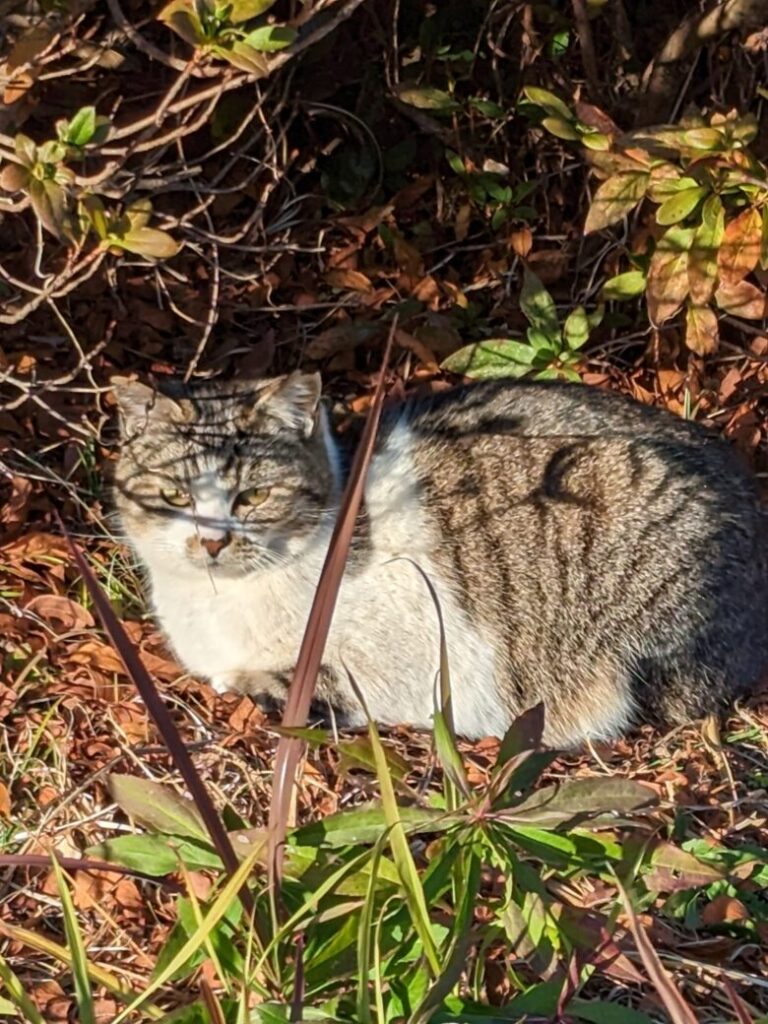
[{"x1": 367, "y1": 379, "x2": 767, "y2": 739}]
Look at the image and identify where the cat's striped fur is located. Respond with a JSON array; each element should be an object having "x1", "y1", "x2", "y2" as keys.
[{"x1": 113, "y1": 374, "x2": 768, "y2": 746}]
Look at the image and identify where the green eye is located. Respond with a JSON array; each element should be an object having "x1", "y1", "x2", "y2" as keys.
[
  {"x1": 236, "y1": 486, "x2": 271, "y2": 508},
  {"x1": 161, "y1": 487, "x2": 191, "y2": 508}
]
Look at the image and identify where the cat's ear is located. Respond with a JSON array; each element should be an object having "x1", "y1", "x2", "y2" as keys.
[
  {"x1": 257, "y1": 371, "x2": 322, "y2": 437},
  {"x1": 111, "y1": 376, "x2": 183, "y2": 435}
]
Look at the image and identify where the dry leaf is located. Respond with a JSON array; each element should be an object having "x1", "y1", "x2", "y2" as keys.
[
  {"x1": 25, "y1": 595, "x2": 95, "y2": 630},
  {"x1": 685, "y1": 305, "x2": 719, "y2": 356},
  {"x1": 509, "y1": 226, "x2": 533, "y2": 259},
  {"x1": 647, "y1": 249, "x2": 689, "y2": 324},
  {"x1": 454, "y1": 203, "x2": 472, "y2": 242},
  {"x1": 715, "y1": 279, "x2": 768, "y2": 319},
  {"x1": 324, "y1": 268, "x2": 373, "y2": 293},
  {"x1": 701, "y1": 895, "x2": 749, "y2": 925}
]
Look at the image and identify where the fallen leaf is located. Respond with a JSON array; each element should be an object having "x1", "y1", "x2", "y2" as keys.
[
  {"x1": 701, "y1": 895, "x2": 749, "y2": 925},
  {"x1": 25, "y1": 595, "x2": 94, "y2": 630},
  {"x1": 324, "y1": 268, "x2": 373, "y2": 293}
]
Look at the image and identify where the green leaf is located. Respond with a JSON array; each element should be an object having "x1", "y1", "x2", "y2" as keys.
[
  {"x1": 27, "y1": 177, "x2": 72, "y2": 240},
  {"x1": 62, "y1": 106, "x2": 97, "y2": 146},
  {"x1": 108, "y1": 775, "x2": 208, "y2": 841},
  {"x1": 655, "y1": 186, "x2": 708, "y2": 226},
  {"x1": 51, "y1": 859, "x2": 95, "y2": 1024},
  {"x1": 602, "y1": 269, "x2": 646, "y2": 301},
  {"x1": 395, "y1": 84, "x2": 459, "y2": 112},
  {"x1": 647, "y1": 175, "x2": 697, "y2": 203},
  {"x1": 157, "y1": 0, "x2": 205, "y2": 45},
  {"x1": 563, "y1": 306, "x2": 592, "y2": 349},
  {"x1": 87, "y1": 834, "x2": 223, "y2": 874},
  {"x1": 523, "y1": 86, "x2": 573, "y2": 120},
  {"x1": 580, "y1": 131, "x2": 611, "y2": 151},
  {"x1": 501, "y1": 777, "x2": 655, "y2": 829},
  {"x1": 584, "y1": 172, "x2": 649, "y2": 233},
  {"x1": 225, "y1": 0, "x2": 277, "y2": 22},
  {"x1": 441, "y1": 340, "x2": 536, "y2": 380},
  {"x1": 13, "y1": 133, "x2": 37, "y2": 168},
  {"x1": 242, "y1": 24, "x2": 296, "y2": 51},
  {"x1": 209, "y1": 40, "x2": 270, "y2": 74},
  {"x1": 526, "y1": 327, "x2": 553, "y2": 351},
  {"x1": 681, "y1": 127, "x2": 724, "y2": 150},
  {"x1": 520, "y1": 266, "x2": 560, "y2": 338},
  {"x1": 292, "y1": 802, "x2": 457, "y2": 849},
  {"x1": 111, "y1": 226, "x2": 182, "y2": 259},
  {"x1": 541, "y1": 116, "x2": 580, "y2": 141}
]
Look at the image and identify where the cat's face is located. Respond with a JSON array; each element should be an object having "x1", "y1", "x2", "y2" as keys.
[{"x1": 112, "y1": 373, "x2": 337, "y2": 577}]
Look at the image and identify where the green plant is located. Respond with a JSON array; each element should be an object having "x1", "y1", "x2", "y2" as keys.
[
  {"x1": 0, "y1": 109, "x2": 180, "y2": 258},
  {"x1": 445, "y1": 149, "x2": 537, "y2": 230},
  {"x1": 442, "y1": 266, "x2": 602, "y2": 381},
  {"x1": 525, "y1": 88, "x2": 768, "y2": 356},
  {"x1": 158, "y1": 0, "x2": 296, "y2": 74}
]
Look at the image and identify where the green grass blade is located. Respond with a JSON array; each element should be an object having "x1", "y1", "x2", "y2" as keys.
[
  {"x1": 51, "y1": 857, "x2": 95, "y2": 1024},
  {"x1": 346, "y1": 670, "x2": 441, "y2": 978},
  {"x1": 0, "y1": 952, "x2": 46, "y2": 1024},
  {"x1": 0, "y1": 922, "x2": 164, "y2": 1018},
  {"x1": 112, "y1": 838, "x2": 268, "y2": 1024},
  {"x1": 356, "y1": 833, "x2": 387, "y2": 1024}
]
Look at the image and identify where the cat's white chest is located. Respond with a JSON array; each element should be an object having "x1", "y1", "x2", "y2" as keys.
[{"x1": 149, "y1": 568, "x2": 314, "y2": 685}]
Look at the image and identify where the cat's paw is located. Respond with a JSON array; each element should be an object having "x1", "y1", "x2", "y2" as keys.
[{"x1": 210, "y1": 674, "x2": 236, "y2": 695}]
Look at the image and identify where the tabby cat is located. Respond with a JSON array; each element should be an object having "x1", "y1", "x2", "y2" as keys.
[{"x1": 113, "y1": 374, "x2": 768, "y2": 746}]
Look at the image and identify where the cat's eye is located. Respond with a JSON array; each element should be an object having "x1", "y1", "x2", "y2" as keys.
[
  {"x1": 236, "y1": 486, "x2": 271, "y2": 508},
  {"x1": 161, "y1": 487, "x2": 191, "y2": 508}
]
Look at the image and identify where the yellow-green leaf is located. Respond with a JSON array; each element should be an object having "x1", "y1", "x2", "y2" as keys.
[
  {"x1": 681, "y1": 127, "x2": 724, "y2": 150},
  {"x1": 226, "y1": 0, "x2": 277, "y2": 22},
  {"x1": 602, "y1": 269, "x2": 646, "y2": 301},
  {"x1": 580, "y1": 131, "x2": 611, "y2": 151},
  {"x1": 688, "y1": 195, "x2": 724, "y2": 305},
  {"x1": 584, "y1": 172, "x2": 649, "y2": 233},
  {"x1": 157, "y1": 0, "x2": 205, "y2": 46},
  {"x1": 685, "y1": 304, "x2": 719, "y2": 356},
  {"x1": 113, "y1": 226, "x2": 182, "y2": 259},
  {"x1": 541, "y1": 116, "x2": 580, "y2": 141},
  {"x1": 242, "y1": 24, "x2": 296, "y2": 52},
  {"x1": 523, "y1": 86, "x2": 573, "y2": 121},
  {"x1": 28, "y1": 177, "x2": 72, "y2": 240},
  {"x1": 394, "y1": 84, "x2": 459, "y2": 112},
  {"x1": 655, "y1": 186, "x2": 708, "y2": 226},
  {"x1": 718, "y1": 207, "x2": 762, "y2": 287},
  {"x1": 210, "y1": 40, "x2": 270, "y2": 74}
]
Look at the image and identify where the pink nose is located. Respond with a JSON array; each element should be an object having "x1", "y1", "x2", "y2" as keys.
[{"x1": 200, "y1": 534, "x2": 231, "y2": 559}]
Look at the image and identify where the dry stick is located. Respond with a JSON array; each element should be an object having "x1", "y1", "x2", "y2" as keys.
[
  {"x1": 0, "y1": 853, "x2": 181, "y2": 891},
  {"x1": 266, "y1": 319, "x2": 397, "y2": 888},
  {"x1": 616, "y1": 877, "x2": 699, "y2": 1024},
  {"x1": 639, "y1": 0, "x2": 768, "y2": 124},
  {"x1": 57, "y1": 514, "x2": 254, "y2": 917},
  {"x1": 570, "y1": 0, "x2": 600, "y2": 99}
]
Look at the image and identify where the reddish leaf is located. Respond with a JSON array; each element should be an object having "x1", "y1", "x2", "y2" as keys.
[{"x1": 718, "y1": 207, "x2": 762, "y2": 286}]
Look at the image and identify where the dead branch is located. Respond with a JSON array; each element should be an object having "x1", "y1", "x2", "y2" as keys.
[{"x1": 639, "y1": 0, "x2": 768, "y2": 124}]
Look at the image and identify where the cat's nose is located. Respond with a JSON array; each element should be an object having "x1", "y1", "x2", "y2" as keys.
[{"x1": 200, "y1": 534, "x2": 231, "y2": 559}]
